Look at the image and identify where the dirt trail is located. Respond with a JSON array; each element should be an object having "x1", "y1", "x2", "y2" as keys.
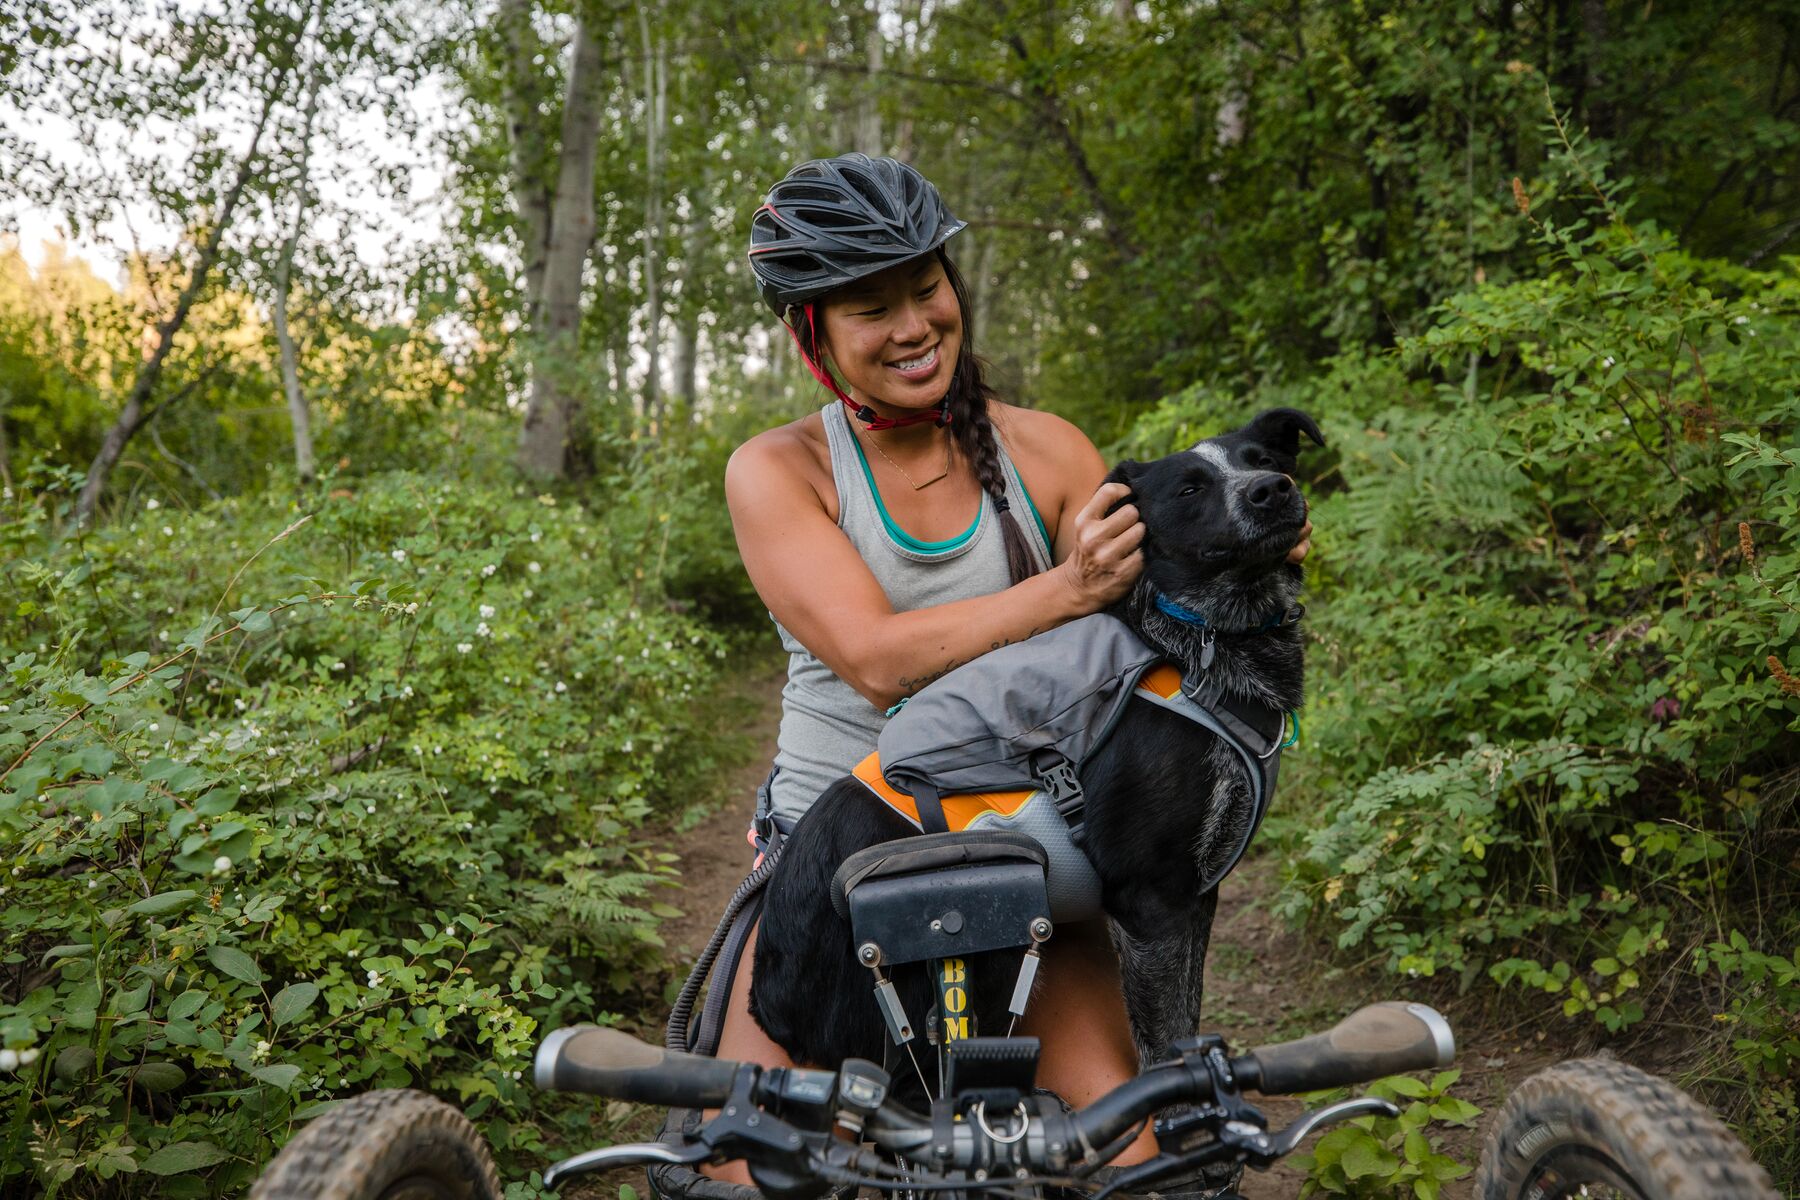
[{"x1": 650, "y1": 665, "x2": 1568, "y2": 1199}]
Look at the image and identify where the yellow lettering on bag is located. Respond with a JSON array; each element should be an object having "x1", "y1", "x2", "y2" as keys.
[
  {"x1": 943, "y1": 986, "x2": 967, "y2": 1013},
  {"x1": 943, "y1": 1015, "x2": 970, "y2": 1039},
  {"x1": 941, "y1": 959, "x2": 966, "y2": 984}
]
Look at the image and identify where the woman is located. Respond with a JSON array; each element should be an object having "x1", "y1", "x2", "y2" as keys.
[{"x1": 704, "y1": 153, "x2": 1308, "y2": 1187}]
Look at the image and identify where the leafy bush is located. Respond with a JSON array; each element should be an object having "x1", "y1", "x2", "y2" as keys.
[
  {"x1": 1293, "y1": 1070, "x2": 1479, "y2": 1200},
  {"x1": 0, "y1": 441, "x2": 748, "y2": 1195}
]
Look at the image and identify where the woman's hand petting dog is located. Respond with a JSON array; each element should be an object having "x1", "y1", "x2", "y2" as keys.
[{"x1": 1057, "y1": 480, "x2": 1147, "y2": 610}]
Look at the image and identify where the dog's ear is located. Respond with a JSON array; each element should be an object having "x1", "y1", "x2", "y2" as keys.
[
  {"x1": 1242, "y1": 408, "x2": 1325, "y2": 457},
  {"x1": 1102, "y1": 460, "x2": 1141, "y2": 516}
]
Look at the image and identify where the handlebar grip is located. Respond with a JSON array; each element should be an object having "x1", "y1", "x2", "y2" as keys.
[
  {"x1": 1246, "y1": 1002, "x2": 1453, "y2": 1094},
  {"x1": 535, "y1": 1026, "x2": 744, "y2": 1106}
]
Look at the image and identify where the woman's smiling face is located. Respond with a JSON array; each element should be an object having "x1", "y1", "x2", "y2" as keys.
[{"x1": 817, "y1": 254, "x2": 962, "y2": 412}]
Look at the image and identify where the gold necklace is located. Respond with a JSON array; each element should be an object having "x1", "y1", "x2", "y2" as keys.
[{"x1": 859, "y1": 421, "x2": 951, "y2": 490}]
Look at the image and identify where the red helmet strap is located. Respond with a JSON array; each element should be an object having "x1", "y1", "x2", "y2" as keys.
[{"x1": 782, "y1": 303, "x2": 953, "y2": 432}]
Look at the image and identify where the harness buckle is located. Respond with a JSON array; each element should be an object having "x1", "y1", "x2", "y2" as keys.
[{"x1": 1034, "y1": 757, "x2": 1083, "y2": 811}]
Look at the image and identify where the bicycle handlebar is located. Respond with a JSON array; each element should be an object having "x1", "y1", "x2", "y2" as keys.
[
  {"x1": 534, "y1": 1026, "x2": 743, "y2": 1108},
  {"x1": 1240, "y1": 1001, "x2": 1454, "y2": 1094},
  {"x1": 535, "y1": 1002, "x2": 1454, "y2": 1182}
]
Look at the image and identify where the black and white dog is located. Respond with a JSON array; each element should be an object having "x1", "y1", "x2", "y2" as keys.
[{"x1": 750, "y1": 408, "x2": 1324, "y2": 1077}]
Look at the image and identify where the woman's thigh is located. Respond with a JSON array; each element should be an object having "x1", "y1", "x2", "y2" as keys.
[{"x1": 1016, "y1": 920, "x2": 1159, "y2": 1163}]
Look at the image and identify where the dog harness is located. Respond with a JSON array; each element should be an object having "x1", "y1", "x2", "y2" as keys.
[{"x1": 857, "y1": 616, "x2": 1292, "y2": 922}]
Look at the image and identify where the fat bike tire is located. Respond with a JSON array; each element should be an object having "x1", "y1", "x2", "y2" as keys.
[
  {"x1": 1474, "y1": 1057, "x2": 1776, "y2": 1200},
  {"x1": 250, "y1": 1088, "x2": 503, "y2": 1200}
]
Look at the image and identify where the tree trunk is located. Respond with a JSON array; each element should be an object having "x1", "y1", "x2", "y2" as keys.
[
  {"x1": 858, "y1": 13, "x2": 884, "y2": 154},
  {"x1": 638, "y1": 6, "x2": 665, "y2": 426},
  {"x1": 0, "y1": 403, "x2": 12, "y2": 490},
  {"x1": 76, "y1": 60, "x2": 287, "y2": 524},
  {"x1": 498, "y1": 0, "x2": 553, "y2": 325},
  {"x1": 515, "y1": 13, "x2": 606, "y2": 479},
  {"x1": 275, "y1": 48, "x2": 323, "y2": 484}
]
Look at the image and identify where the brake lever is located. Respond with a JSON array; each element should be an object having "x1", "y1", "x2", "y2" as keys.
[
  {"x1": 544, "y1": 1140, "x2": 709, "y2": 1188},
  {"x1": 1262, "y1": 1096, "x2": 1399, "y2": 1158}
]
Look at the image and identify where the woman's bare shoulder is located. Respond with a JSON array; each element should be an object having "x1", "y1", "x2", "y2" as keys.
[
  {"x1": 726, "y1": 410, "x2": 837, "y2": 515},
  {"x1": 990, "y1": 401, "x2": 1103, "y2": 473}
]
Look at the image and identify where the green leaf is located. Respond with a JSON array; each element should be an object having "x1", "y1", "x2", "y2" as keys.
[
  {"x1": 251, "y1": 1063, "x2": 303, "y2": 1091},
  {"x1": 140, "y1": 1141, "x2": 230, "y2": 1175},
  {"x1": 54, "y1": 1044, "x2": 96, "y2": 1081},
  {"x1": 128, "y1": 890, "x2": 198, "y2": 917},
  {"x1": 270, "y1": 982, "x2": 319, "y2": 1027},
  {"x1": 132, "y1": 1061, "x2": 188, "y2": 1092},
  {"x1": 168, "y1": 990, "x2": 206, "y2": 1020},
  {"x1": 1383, "y1": 1074, "x2": 1430, "y2": 1098},
  {"x1": 1339, "y1": 1138, "x2": 1399, "y2": 1180},
  {"x1": 239, "y1": 609, "x2": 273, "y2": 633},
  {"x1": 205, "y1": 944, "x2": 264, "y2": 984}
]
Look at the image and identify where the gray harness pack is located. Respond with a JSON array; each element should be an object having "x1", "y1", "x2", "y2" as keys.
[{"x1": 870, "y1": 615, "x2": 1289, "y2": 918}]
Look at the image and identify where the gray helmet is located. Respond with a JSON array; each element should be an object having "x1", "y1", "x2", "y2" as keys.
[{"x1": 749, "y1": 153, "x2": 967, "y2": 314}]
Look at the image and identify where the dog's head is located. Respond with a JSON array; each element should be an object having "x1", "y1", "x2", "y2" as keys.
[{"x1": 1106, "y1": 407, "x2": 1324, "y2": 621}]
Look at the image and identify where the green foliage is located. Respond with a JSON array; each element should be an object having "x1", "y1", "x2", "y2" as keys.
[
  {"x1": 0, "y1": 443, "x2": 747, "y2": 1195},
  {"x1": 1293, "y1": 1070, "x2": 1479, "y2": 1200}
]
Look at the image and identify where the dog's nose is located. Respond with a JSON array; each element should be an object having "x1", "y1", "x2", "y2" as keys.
[{"x1": 1244, "y1": 472, "x2": 1294, "y2": 509}]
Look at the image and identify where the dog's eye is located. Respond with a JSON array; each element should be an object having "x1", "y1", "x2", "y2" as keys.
[{"x1": 1178, "y1": 485, "x2": 1199, "y2": 497}]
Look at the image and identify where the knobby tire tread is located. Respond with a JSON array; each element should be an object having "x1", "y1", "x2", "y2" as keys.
[
  {"x1": 250, "y1": 1088, "x2": 502, "y2": 1200},
  {"x1": 1474, "y1": 1056, "x2": 1776, "y2": 1200}
]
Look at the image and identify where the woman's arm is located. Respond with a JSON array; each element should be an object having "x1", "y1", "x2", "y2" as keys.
[{"x1": 726, "y1": 426, "x2": 1141, "y2": 710}]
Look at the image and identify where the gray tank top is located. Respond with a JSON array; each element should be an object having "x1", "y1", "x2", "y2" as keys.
[{"x1": 767, "y1": 404, "x2": 1055, "y2": 822}]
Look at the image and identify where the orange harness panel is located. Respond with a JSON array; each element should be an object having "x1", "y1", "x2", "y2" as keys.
[{"x1": 850, "y1": 753, "x2": 1034, "y2": 830}]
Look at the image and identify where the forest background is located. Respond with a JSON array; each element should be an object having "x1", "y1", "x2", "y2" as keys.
[{"x1": 0, "y1": 0, "x2": 1796, "y2": 1195}]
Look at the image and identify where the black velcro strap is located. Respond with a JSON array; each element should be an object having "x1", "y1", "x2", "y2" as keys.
[{"x1": 904, "y1": 780, "x2": 946, "y2": 834}]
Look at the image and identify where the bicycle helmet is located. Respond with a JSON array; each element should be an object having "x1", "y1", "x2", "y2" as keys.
[{"x1": 749, "y1": 153, "x2": 967, "y2": 314}]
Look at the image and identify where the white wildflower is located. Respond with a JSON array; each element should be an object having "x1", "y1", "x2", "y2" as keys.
[
  {"x1": 148, "y1": 722, "x2": 159, "y2": 732},
  {"x1": 254, "y1": 1039, "x2": 272, "y2": 1059},
  {"x1": 523, "y1": 588, "x2": 533, "y2": 598},
  {"x1": 161, "y1": 525, "x2": 173, "y2": 536},
  {"x1": 481, "y1": 563, "x2": 498, "y2": 577},
  {"x1": 456, "y1": 642, "x2": 473, "y2": 654},
  {"x1": 145, "y1": 498, "x2": 160, "y2": 510},
  {"x1": 479, "y1": 604, "x2": 495, "y2": 619},
  {"x1": 0, "y1": 1050, "x2": 18, "y2": 1072},
  {"x1": 365, "y1": 804, "x2": 375, "y2": 814},
  {"x1": 527, "y1": 561, "x2": 541, "y2": 574},
  {"x1": 530, "y1": 530, "x2": 541, "y2": 542},
  {"x1": 234, "y1": 698, "x2": 248, "y2": 711},
  {"x1": 475, "y1": 622, "x2": 491, "y2": 638},
  {"x1": 555, "y1": 680, "x2": 567, "y2": 693},
  {"x1": 332, "y1": 661, "x2": 345, "y2": 671},
  {"x1": 213, "y1": 855, "x2": 232, "y2": 873},
  {"x1": 1602, "y1": 356, "x2": 1614, "y2": 368},
  {"x1": 400, "y1": 685, "x2": 413, "y2": 698},
  {"x1": 391, "y1": 548, "x2": 407, "y2": 563},
  {"x1": 404, "y1": 601, "x2": 420, "y2": 614},
  {"x1": 1734, "y1": 314, "x2": 1750, "y2": 324},
  {"x1": 366, "y1": 969, "x2": 383, "y2": 987},
  {"x1": 17, "y1": 1047, "x2": 38, "y2": 1065}
]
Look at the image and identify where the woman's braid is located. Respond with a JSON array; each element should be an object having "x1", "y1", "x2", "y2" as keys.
[{"x1": 940, "y1": 252, "x2": 1043, "y2": 585}]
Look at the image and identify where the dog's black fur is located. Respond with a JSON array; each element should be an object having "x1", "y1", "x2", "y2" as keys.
[{"x1": 749, "y1": 408, "x2": 1324, "y2": 1078}]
